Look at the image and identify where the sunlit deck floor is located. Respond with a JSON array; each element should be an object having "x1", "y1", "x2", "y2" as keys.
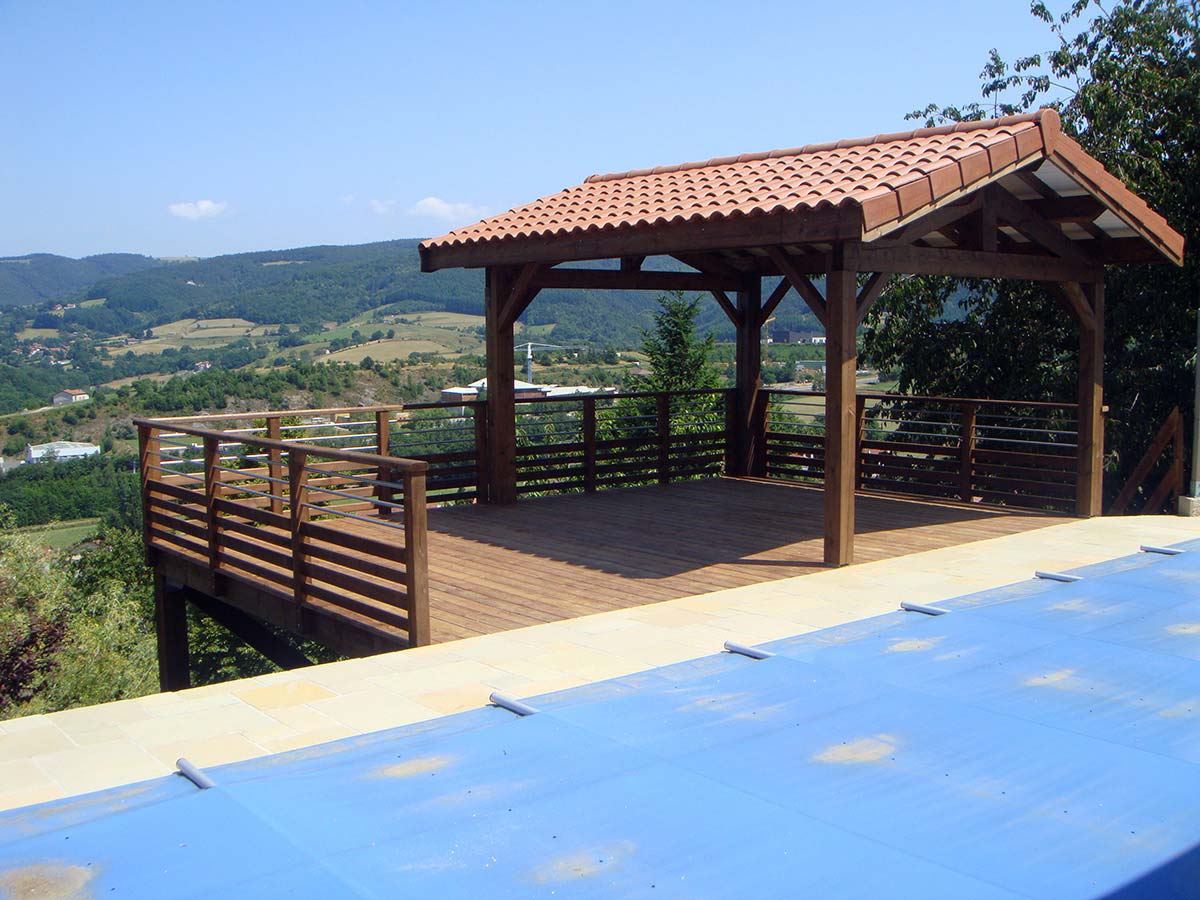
[{"x1": 338, "y1": 477, "x2": 1071, "y2": 644}]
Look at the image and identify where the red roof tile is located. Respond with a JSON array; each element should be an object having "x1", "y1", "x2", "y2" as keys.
[{"x1": 420, "y1": 109, "x2": 1182, "y2": 269}]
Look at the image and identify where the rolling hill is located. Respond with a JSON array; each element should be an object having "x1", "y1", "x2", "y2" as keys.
[{"x1": 0, "y1": 253, "x2": 163, "y2": 306}]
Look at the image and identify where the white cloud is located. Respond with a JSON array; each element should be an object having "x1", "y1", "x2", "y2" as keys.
[
  {"x1": 369, "y1": 198, "x2": 398, "y2": 216},
  {"x1": 167, "y1": 199, "x2": 227, "y2": 220},
  {"x1": 406, "y1": 196, "x2": 488, "y2": 224}
]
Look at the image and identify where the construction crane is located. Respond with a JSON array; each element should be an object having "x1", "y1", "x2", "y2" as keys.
[{"x1": 514, "y1": 342, "x2": 578, "y2": 383}]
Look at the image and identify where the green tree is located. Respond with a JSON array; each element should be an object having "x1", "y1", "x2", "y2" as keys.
[
  {"x1": 866, "y1": 0, "x2": 1199, "y2": 501},
  {"x1": 628, "y1": 292, "x2": 721, "y2": 393}
]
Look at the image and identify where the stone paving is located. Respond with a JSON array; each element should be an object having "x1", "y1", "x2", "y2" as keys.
[{"x1": 3, "y1": 514, "x2": 1198, "y2": 812}]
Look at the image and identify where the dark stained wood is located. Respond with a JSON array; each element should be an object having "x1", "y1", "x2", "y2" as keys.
[
  {"x1": 855, "y1": 272, "x2": 889, "y2": 325},
  {"x1": 186, "y1": 588, "x2": 315, "y2": 671},
  {"x1": 1075, "y1": 281, "x2": 1105, "y2": 515},
  {"x1": 485, "y1": 266, "x2": 519, "y2": 504},
  {"x1": 533, "y1": 267, "x2": 743, "y2": 293},
  {"x1": 847, "y1": 244, "x2": 1103, "y2": 282},
  {"x1": 710, "y1": 289, "x2": 742, "y2": 326},
  {"x1": 500, "y1": 262, "x2": 541, "y2": 325},
  {"x1": 1110, "y1": 406, "x2": 1182, "y2": 515},
  {"x1": 984, "y1": 185, "x2": 1091, "y2": 264},
  {"x1": 765, "y1": 247, "x2": 828, "y2": 327},
  {"x1": 138, "y1": 424, "x2": 160, "y2": 566},
  {"x1": 267, "y1": 416, "x2": 284, "y2": 515},
  {"x1": 403, "y1": 470, "x2": 431, "y2": 646},
  {"x1": 154, "y1": 573, "x2": 191, "y2": 691},
  {"x1": 735, "y1": 279, "x2": 763, "y2": 476},
  {"x1": 824, "y1": 264, "x2": 858, "y2": 566},
  {"x1": 202, "y1": 435, "x2": 221, "y2": 583},
  {"x1": 959, "y1": 402, "x2": 977, "y2": 501},
  {"x1": 760, "y1": 278, "x2": 791, "y2": 326},
  {"x1": 288, "y1": 449, "x2": 310, "y2": 629}
]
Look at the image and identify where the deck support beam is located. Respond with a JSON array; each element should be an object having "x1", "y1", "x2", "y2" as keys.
[
  {"x1": 485, "y1": 266, "x2": 519, "y2": 504},
  {"x1": 155, "y1": 573, "x2": 191, "y2": 692},
  {"x1": 734, "y1": 278, "x2": 764, "y2": 476},
  {"x1": 186, "y1": 588, "x2": 316, "y2": 671},
  {"x1": 824, "y1": 257, "x2": 858, "y2": 566}
]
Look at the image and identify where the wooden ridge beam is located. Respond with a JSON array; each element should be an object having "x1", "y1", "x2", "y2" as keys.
[
  {"x1": 765, "y1": 246, "x2": 827, "y2": 327},
  {"x1": 532, "y1": 267, "x2": 744, "y2": 293},
  {"x1": 711, "y1": 290, "x2": 743, "y2": 327}
]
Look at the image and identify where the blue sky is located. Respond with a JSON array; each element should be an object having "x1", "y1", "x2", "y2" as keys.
[{"x1": 1, "y1": 1, "x2": 1057, "y2": 259}]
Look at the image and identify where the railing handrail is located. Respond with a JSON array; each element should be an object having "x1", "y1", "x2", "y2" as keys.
[
  {"x1": 765, "y1": 388, "x2": 1080, "y2": 411},
  {"x1": 134, "y1": 417, "x2": 428, "y2": 474},
  {"x1": 144, "y1": 404, "x2": 406, "y2": 424}
]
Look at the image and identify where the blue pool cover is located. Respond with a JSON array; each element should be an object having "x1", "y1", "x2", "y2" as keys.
[{"x1": 4, "y1": 543, "x2": 1200, "y2": 898}]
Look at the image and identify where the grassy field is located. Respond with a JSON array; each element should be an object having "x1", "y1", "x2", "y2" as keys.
[
  {"x1": 15, "y1": 517, "x2": 101, "y2": 550},
  {"x1": 321, "y1": 339, "x2": 451, "y2": 364},
  {"x1": 17, "y1": 328, "x2": 60, "y2": 340}
]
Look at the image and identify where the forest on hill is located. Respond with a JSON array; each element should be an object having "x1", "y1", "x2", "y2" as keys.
[
  {"x1": 0, "y1": 252, "x2": 162, "y2": 306},
  {"x1": 5, "y1": 239, "x2": 820, "y2": 348}
]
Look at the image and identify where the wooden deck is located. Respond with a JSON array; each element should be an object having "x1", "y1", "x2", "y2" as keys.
[{"x1": 334, "y1": 477, "x2": 1069, "y2": 644}]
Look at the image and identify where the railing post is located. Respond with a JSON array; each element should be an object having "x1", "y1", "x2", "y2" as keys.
[
  {"x1": 138, "y1": 423, "x2": 160, "y2": 566},
  {"x1": 724, "y1": 390, "x2": 738, "y2": 476},
  {"x1": 583, "y1": 396, "x2": 597, "y2": 493},
  {"x1": 959, "y1": 402, "x2": 977, "y2": 503},
  {"x1": 657, "y1": 392, "x2": 671, "y2": 485},
  {"x1": 403, "y1": 468, "x2": 431, "y2": 646},
  {"x1": 202, "y1": 434, "x2": 221, "y2": 587},
  {"x1": 472, "y1": 403, "x2": 490, "y2": 503},
  {"x1": 288, "y1": 449, "x2": 310, "y2": 630},
  {"x1": 854, "y1": 395, "x2": 867, "y2": 490},
  {"x1": 267, "y1": 416, "x2": 283, "y2": 515},
  {"x1": 751, "y1": 390, "x2": 769, "y2": 476},
  {"x1": 375, "y1": 409, "x2": 391, "y2": 456}
]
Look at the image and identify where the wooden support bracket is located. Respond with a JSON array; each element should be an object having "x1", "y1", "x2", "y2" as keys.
[
  {"x1": 765, "y1": 246, "x2": 827, "y2": 327},
  {"x1": 711, "y1": 289, "x2": 743, "y2": 327}
]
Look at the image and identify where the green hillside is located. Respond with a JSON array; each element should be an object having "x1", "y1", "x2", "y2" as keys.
[
  {"x1": 54, "y1": 240, "x2": 819, "y2": 346},
  {"x1": 0, "y1": 253, "x2": 162, "y2": 306}
]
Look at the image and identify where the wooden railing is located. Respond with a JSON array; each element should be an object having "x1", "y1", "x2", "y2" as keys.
[
  {"x1": 1109, "y1": 406, "x2": 1185, "y2": 515},
  {"x1": 136, "y1": 416, "x2": 431, "y2": 646},
  {"x1": 763, "y1": 390, "x2": 1081, "y2": 512},
  {"x1": 512, "y1": 389, "x2": 731, "y2": 495}
]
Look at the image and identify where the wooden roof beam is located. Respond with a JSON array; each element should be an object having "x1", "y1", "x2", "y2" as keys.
[
  {"x1": 758, "y1": 278, "x2": 791, "y2": 327},
  {"x1": 499, "y1": 263, "x2": 541, "y2": 326},
  {"x1": 984, "y1": 185, "x2": 1092, "y2": 265},
  {"x1": 847, "y1": 244, "x2": 1102, "y2": 282},
  {"x1": 530, "y1": 267, "x2": 744, "y2": 293},
  {"x1": 765, "y1": 246, "x2": 827, "y2": 328}
]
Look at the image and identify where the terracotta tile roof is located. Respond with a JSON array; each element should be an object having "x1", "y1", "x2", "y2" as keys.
[{"x1": 420, "y1": 109, "x2": 1182, "y2": 269}]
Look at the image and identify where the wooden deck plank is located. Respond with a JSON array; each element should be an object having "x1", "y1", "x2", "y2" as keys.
[{"x1": 335, "y1": 477, "x2": 1068, "y2": 645}]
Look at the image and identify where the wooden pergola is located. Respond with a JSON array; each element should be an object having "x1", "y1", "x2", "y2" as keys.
[{"x1": 420, "y1": 110, "x2": 1184, "y2": 566}]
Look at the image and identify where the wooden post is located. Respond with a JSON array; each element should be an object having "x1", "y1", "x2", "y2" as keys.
[
  {"x1": 657, "y1": 392, "x2": 671, "y2": 484},
  {"x1": 137, "y1": 423, "x2": 160, "y2": 566},
  {"x1": 824, "y1": 261, "x2": 858, "y2": 566},
  {"x1": 583, "y1": 396, "x2": 597, "y2": 493},
  {"x1": 202, "y1": 435, "x2": 221, "y2": 583},
  {"x1": 403, "y1": 468, "x2": 431, "y2": 646},
  {"x1": 854, "y1": 395, "x2": 867, "y2": 490},
  {"x1": 288, "y1": 449, "x2": 310, "y2": 630},
  {"x1": 376, "y1": 409, "x2": 391, "y2": 456},
  {"x1": 959, "y1": 402, "x2": 977, "y2": 503},
  {"x1": 472, "y1": 403, "x2": 490, "y2": 503},
  {"x1": 267, "y1": 416, "x2": 283, "y2": 515},
  {"x1": 485, "y1": 267, "x2": 518, "y2": 504},
  {"x1": 735, "y1": 279, "x2": 763, "y2": 476},
  {"x1": 154, "y1": 572, "x2": 190, "y2": 691},
  {"x1": 724, "y1": 390, "x2": 738, "y2": 476},
  {"x1": 1076, "y1": 281, "x2": 1105, "y2": 516}
]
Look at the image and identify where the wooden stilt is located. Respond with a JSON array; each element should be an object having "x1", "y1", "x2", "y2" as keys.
[
  {"x1": 485, "y1": 267, "x2": 518, "y2": 504},
  {"x1": 154, "y1": 572, "x2": 191, "y2": 691}
]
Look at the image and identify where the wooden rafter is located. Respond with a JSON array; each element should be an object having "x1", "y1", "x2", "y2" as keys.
[
  {"x1": 710, "y1": 290, "x2": 742, "y2": 327},
  {"x1": 499, "y1": 263, "x2": 541, "y2": 326},
  {"x1": 758, "y1": 278, "x2": 791, "y2": 327},
  {"x1": 984, "y1": 185, "x2": 1091, "y2": 264},
  {"x1": 886, "y1": 195, "x2": 984, "y2": 246},
  {"x1": 765, "y1": 246, "x2": 827, "y2": 327},
  {"x1": 670, "y1": 252, "x2": 750, "y2": 280},
  {"x1": 855, "y1": 273, "x2": 890, "y2": 325}
]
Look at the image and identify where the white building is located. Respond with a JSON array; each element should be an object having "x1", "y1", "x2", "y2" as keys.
[
  {"x1": 810, "y1": 336, "x2": 827, "y2": 346},
  {"x1": 52, "y1": 389, "x2": 90, "y2": 405},
  {"x1": 25, "y1": 440, "x2": 101, "y2": 464}
]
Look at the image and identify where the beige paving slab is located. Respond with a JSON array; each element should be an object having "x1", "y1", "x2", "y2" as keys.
[{"x1": 1, "y1": 514, "x2": 1198, "y2": 812}]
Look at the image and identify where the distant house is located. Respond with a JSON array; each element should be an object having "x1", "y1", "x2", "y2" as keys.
[
  {"x1": 440, "y1": 386, "x2": 479, "y2": 404},
  {"x1": 467, "y1": 378, "x2": 547, "y2": 400},
  {"x1": 194, "y1": 361, "x2": 213, "y2": 371},
  {"x1": 25, "y1": 440, "x2": 100, "y2": 464},
  {"x1": 809, "y1": 336, "x2": 827, "y2": 346},
  {"x1": 52, "y1": 388, "x2": 90, "y2": 405}
]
